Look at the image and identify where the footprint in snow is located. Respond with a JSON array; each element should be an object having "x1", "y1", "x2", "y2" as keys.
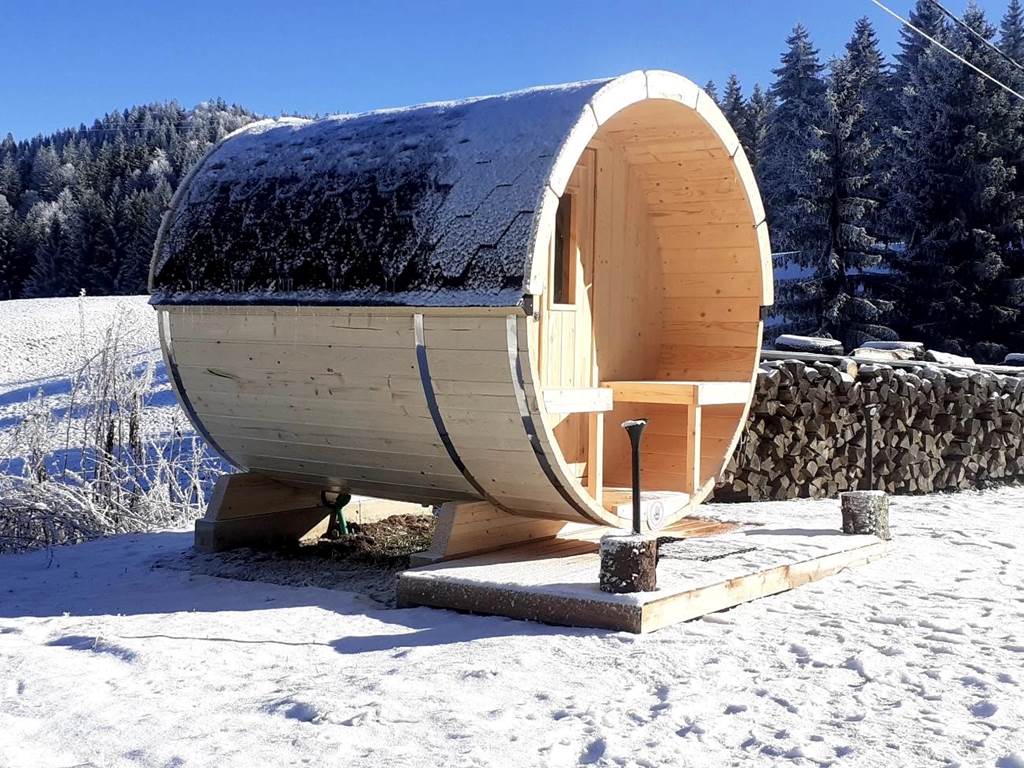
[
  {"x1": 969, "y1": 700, "x2": 998, "y2": 718},
  {"x1": 648, "y1": 685, "x2": 671, "y2": 719},
  {"x1": 771, "y1": 696, "x2": 798, "y2": 714},
  {"x1": 285, "y1": 702, "x2": 322, "y2": 723},
  {"x1": 46, "y1": 634, "x2": 137, "y2": 663},
  {"x1": 724, "y1": 703, "x2": 748, "y2": 715},
  {"x1": 676, "y1": 720, "x2": 705, "y2": 739},
  {"x1": 266, "y1": 697, "x2": 325, "y2": 724},
  {"x1": 960, "y1": 675, "x2": 988, "y2": 690},
  {"x1": 579, "y1": 737, "x2": 606, "y2": 764}
]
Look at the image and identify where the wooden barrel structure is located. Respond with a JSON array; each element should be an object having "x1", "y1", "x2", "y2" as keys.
[{"x1": 150, "y1": 70, "x2": 773, "y2": 533}]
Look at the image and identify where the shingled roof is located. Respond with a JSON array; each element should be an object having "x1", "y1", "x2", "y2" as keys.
[{"x1": 149, "y1": 77, "x2": 624, "y2": 307}]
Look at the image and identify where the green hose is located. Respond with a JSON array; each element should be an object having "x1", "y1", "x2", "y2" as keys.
[
  {"x1": 323, "y1": 492, "x2": 352, "y2": 537},
  {"x1": 335, "y1": 495, "x2": 350, "y2": 536}
]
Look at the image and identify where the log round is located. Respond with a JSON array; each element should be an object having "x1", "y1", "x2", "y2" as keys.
[{"x1": 150, "y1": 70, "x2": 773, "y2": 530}]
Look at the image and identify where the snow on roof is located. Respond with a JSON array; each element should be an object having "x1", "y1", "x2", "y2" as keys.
[{"x1": 149, "y1": 78, "x2": 613, "y2": 307}]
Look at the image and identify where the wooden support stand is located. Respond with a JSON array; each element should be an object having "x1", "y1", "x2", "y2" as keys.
[
  {"x1": 840, "y1": 491, "x2": 891, "y2": 540},
  {"x1": 194, "y1": 473, "x2": 331, "y2": 553},
  {"x1": 599, "y1": 534, "x2": 658, "y2": 593},
  {"x1": 409, "y1": 501, "x2": 568, "y2": 566}
]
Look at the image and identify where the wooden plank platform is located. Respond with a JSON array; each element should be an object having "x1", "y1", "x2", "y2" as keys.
[{"x1": 397, "y1": 522, "x2": 891, "y2": 633}]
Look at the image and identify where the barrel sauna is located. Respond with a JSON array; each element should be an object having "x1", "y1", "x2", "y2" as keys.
[{"x1": 150, "y1": 70, "x2": 773, "y2": 545}]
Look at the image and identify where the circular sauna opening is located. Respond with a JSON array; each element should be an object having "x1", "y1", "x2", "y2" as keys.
[{"x1": 534, "y1": 95, "x2": 766, "y2": 523}]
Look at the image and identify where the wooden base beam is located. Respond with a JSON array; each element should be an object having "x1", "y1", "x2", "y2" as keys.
[
  {"x1": 409, "y1": 501, "x2": 568, "y2": 566},
  {"x1": 399, "y1": 530, "x2": 891, "y2": 634},
  {"x1": 194, "y1": 472, "x2": 331, "y2": 553}
]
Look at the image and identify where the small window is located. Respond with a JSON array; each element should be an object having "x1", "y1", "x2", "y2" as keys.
[{"x1": 552, "y1": 193, "x2": 575, "y2": 305}]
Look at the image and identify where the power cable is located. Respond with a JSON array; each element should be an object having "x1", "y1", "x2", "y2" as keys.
[
  {"x1": 926, "y1": 0, "x2": 1024, "y2": 74},
  {"x1": 869, "y1": 0, "x2": 1024, "y2": 102}
]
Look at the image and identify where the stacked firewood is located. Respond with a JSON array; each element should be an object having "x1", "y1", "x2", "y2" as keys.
[{"x1": 715, "y1": 359, "x2": 1024, "y2": 501}]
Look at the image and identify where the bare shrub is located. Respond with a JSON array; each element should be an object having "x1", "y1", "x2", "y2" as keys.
[{"x1": 0, "y1": 298, "x2": 224, "y2": 553}]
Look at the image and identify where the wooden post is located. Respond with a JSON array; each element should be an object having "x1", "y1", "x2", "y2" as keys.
[
  {"x1": 587, "y1": 411, "x2": 604, "y2": 505},
  {"x1": 683, "y1": 405, "x2": 702, "y2": 496}
]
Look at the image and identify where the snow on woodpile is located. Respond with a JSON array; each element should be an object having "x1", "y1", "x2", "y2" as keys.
[
  {"x1": 859, "y1": 340, "x2": 926, "y2": 359},
  {"x1": 150, "y1": 79, "x2": 610, "y2": 307},
  {"x1": 772, "y1": 334, "x2": 844, "y2": 355}
]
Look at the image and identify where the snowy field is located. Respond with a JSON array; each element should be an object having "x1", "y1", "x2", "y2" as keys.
[
  {"x1": 1, "y1": 487, "x2": 1023, "y2": 766},
  {"x1": 0, "y1": 295, "x2": 182, "y2": 453},
  {"x1": 0, "y1": 296, "x2": 159, "y2": 391},
  {"x1": 2, "y1": 297, "x2": 1024, "y2": 767}
]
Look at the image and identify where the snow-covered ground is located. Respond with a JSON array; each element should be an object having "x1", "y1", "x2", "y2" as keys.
[
  {"x1": 1, "y1": 488, "x2": 1022, "y2": 767},
  {"x1": 2, "y1": 296, "x2": 1024, "y2": 767},
  {"x1": 0, "y1": 296, "x2": 158, "y2": 391},
  {"x1": 0, "y1": 295, "x2": 181, "y2": 455}
]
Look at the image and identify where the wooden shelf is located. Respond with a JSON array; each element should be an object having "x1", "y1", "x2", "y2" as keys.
[
  {"x1": 601, "y1": 380, "x2": 750, "y2": 406},
  {"x1": 542, "y1": 387, "x2": 614, "y2": 415}
]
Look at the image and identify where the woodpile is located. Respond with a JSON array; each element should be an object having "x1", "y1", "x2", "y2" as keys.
[{"x1": 715, "y1": 359, "x2": 1024, "y2": 501}]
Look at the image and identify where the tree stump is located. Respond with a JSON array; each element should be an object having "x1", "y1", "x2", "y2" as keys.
[
  {"x1": 840, "y1": 490, "x2": 891, "y2": 540},
  {"x1": 599, "y1": 534, "x2": 658, "y2": 593}
]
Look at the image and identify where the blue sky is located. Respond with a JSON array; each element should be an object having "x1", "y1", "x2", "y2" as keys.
[{"x1": 0, "y1": 0, "x2": 1012, "y2": 140}]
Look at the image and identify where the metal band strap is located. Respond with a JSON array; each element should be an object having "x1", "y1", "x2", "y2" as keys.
[
  {"x1": 414, "y1": 313, "x2": 509, "y2": 511},
  {"x1": 504, "y1": 314, "x2": 600, "y2": 524}
]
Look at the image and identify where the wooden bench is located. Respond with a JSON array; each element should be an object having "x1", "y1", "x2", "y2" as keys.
[
  {"x1": 541, "y1": 381, "x2": 751, "y2": 507},
  {"x1": 600, "y1": 380, "x2": 750, "y2": 499}
]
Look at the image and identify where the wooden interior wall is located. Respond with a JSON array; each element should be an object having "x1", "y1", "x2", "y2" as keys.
[
  {"x1": 589, "y1": 99, "x2": 764, "y2": 493},
  {"x1": 588, "y1": 139, "x2": 665, "y2": 488}
]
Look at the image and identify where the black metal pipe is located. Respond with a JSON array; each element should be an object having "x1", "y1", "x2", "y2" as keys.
[
  {"x1": 864, "y1": 404, "x2": 879, "y2": 490},
  {"x1": 622, "y1": 419, "x2": 648, "y2": 534}
]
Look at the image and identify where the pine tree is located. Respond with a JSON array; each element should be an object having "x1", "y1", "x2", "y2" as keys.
[
  {"x1": 895, "y1": 0, "x2": 948, "y2": 77},
  {"x1": 0, "y1": 151, "x2": 21, "y2": 206},
  {"x1": 30, "y1": 146, "x2": 62, "y2": 201},
  {"x1": 703, "y1": 80, "x2": 719, "y2": 104},
  {"x1": 0, "y1": 194, "x2": 16, "y2": 299},
  {"x1": 1002, "y1": 0, "x2": 1024, "y2": 350},
  {"x1": 760, "y1": 24, "x2": 828, "y2": 336},
  {"x1": 892, "y1": 3, "x2": 1024, "y2": 359},
  {"x1": 720, "y1": 74, "x2": 748, "y2": 134},
  {"x1": 24, "y1": 219, "x2": 80, "y2": 297},
  {"x1": 1000, "y1": 0, "x2": 1024, "y2": 61},
  {"x1": 743, "y1": 83, "x2": 775, "y2": 176},
  {"x1": 809, "y1": 18, "x2": 895, "y2": 346}
]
